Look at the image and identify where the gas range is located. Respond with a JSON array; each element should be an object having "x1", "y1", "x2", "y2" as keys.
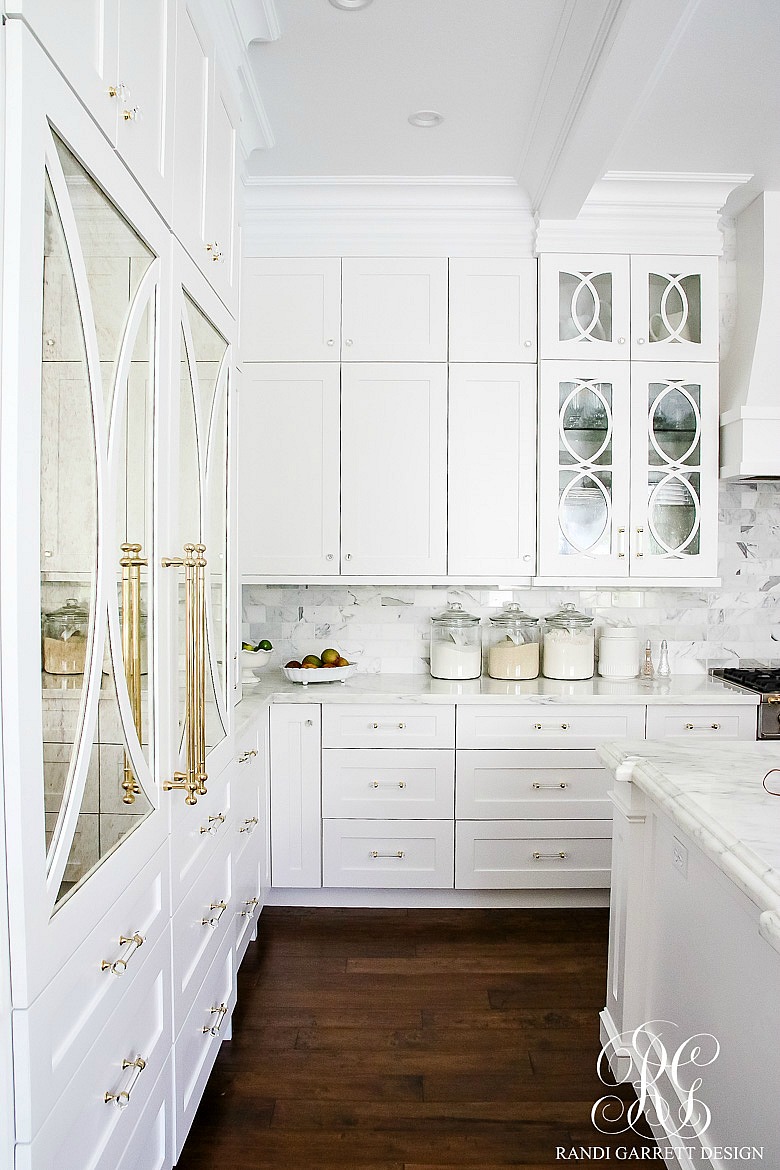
[{"x1": 712, "y1": 667, "x2": 780, "y2": 738}]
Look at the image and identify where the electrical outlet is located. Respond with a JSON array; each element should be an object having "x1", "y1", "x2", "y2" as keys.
[{"x1": 672, "y1": 837, "x2": 688, "y2": 878}]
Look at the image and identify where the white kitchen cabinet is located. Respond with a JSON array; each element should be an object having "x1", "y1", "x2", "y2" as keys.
[
  {"x1": 628, "y1": 362, "x2": 719, "y2": 578},
  {"x1": 269, "y1": 705, "x2": 322, "y2": 888},
  {"x1": 340, "y1": 363, "x2": 448, "y2": 575},
  {"x1": 448, "y1": 258, "x2": 537, "y2": 362},
  {"x1": 540, "y1": 253, "x2": 718, "y2": 363},
  {"x1": 340, "y1": 258, "x2": 448, "y2": 361},
  {"x1": 538, "y1": 360, "x2": 632, "y2": 578},
  {"x1": 538, "y1": 360, "x2": 719, "y2": 581},
  {"x1": 239, "y1": 363, "x2": 341, "y2": 576},
  {"x1": 4, "y1": 1, "x2": 176, "y2": 218},
  {"x1": 323, "y1": 819, "x2": 454, "y2": 889},
  {"x1": 456, "y1": 820, "x2": 613, "y2": 890},
  {"x1": 232, "y1": 719, "x2": 270, "y2": 963},
  {"x1": 241, "y1": 258, "x2": 341, "y2": 362},
  {"x1": 172, "y1": 0, "x2": 239, "y2": 313},
  {"x1": 646, "y1": 703, "x2": 757, "y2": 740},
  {"x1": 447, "y1": 364, "x2": 537, "y2": 577}
]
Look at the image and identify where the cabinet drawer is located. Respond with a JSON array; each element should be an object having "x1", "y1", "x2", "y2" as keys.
[
  {"x1": 113, "y1": 1053, "x2": 174, "y2": 1170},
  {"x1": 455, "y1": 821, "x2": 613, "y2": 890},
  {"x1": 233, "y1": 720, "x2": 265, "y2": 846},
  {"x1": 171, "y1": 831, "x2": 233, "y2": 1037},
  {"x1": 173, "y1": 928, "x2": 236, "y2": 1161},
  {"x1": 322, "y1": 749, "x2": 455, "y2": 818},
  {"x1": 234, "y1": 834, "x2": 266, "y2": 966},
  {"x1": 322, "y1": 705, "x2": 455, "y2": 748},
  {"x1": 456, "y1": 704, "x2": 645, "y2": 749},
  {"x1": 456, "y1": 750, "x2": 610, "y2": 819},
  {"x1": 18, "y1": 927, "x2": 172, "y2": 1170},
  {"x1": 323, "y1": 819, "x2": 454, "y2": 888},
  {"x1": 12, "y1": 843, "x2": 170, "y2": 1142},
  {"x1": 646, "y1": 705, "x2": 757, "y2": 741},
  {"x1": 170, "y1": 756, "x2": 232, "y2": 910}
]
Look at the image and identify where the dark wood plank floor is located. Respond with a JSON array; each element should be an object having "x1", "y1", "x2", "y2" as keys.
[{"x1": 177, "y1": 907, "x2": 656, "y2": 1169}]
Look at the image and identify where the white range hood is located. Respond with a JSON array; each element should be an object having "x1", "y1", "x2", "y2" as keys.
[{"x1": 720, "y1": 191, "x2": 780, "y2": 479}]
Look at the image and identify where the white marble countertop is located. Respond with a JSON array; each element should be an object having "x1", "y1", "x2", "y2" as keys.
[
  {"x1": 239, "y1": 669, "x2": 759, "y2": 707},
  {"x1": 598, "y1": 738, "x2": 780, "y2": 954}
]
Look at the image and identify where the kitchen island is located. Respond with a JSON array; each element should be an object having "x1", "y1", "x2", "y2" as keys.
[{"x1": 597, "y1": 739, "x2": 780, "y2": 1170}]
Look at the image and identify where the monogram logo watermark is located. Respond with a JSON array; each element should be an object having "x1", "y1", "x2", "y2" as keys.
[{"x1": 592, "y1": 1019, "x2": 719, "y2": 1141}]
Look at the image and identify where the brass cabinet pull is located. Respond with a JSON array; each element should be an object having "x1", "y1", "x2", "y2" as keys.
[
  {"x1": 370, "y1": 850, "x2": 405, "y2": 859},
  {"x1": 120, "y1": 543, "x2": 148, "y2": 805},
  {"x1": 532, "y1": 782, "x2": 568, "y2": 790},
  {"x1": 162, "y1": 544, "x2": 208, "y2": 804},
  {"x1": 617, "y1": 526, "x2": 626, "y2": 558},
  {"x1": 202, "y1": 1003, "x2": 229, "y2": 1036},
  {"x1": 239, "y1": 817, "x2": 258, "y2": 833},
  {"x1": 201, "y1": 900, "x2": 228, "y2": 928},
  {"x1": 101, "y1": 932, "x2": 145, "y2": 975},
  {"x1": 635, "y1": 526, "x2": 645, "y2": 557},
  {"x1": 238, "y1": 749, "x2": 258, "y2": 763},
  {"x1": 199, "y1": 813, "x2": 226, "y2": 835},
  {"x1": 370, "y1": 780, "x2": 406, "y2": 789},
  {"x1": 532, "y1": 851, "x2": 568, "y2": 861},
  {"x1": 105, "y1": 1056, "x2": 147, "y2": 1107},
  {"x1": 240, "y1": 897, "x2": 260, "y2": 917}
]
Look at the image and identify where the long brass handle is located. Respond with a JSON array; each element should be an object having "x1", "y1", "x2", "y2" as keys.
[
  {"x1": 162, "y1": 544, "x2": 208, "y2": 804},
  {"x1": 120, "y1": 543, "x2": 147, "y2": 804},
  {"x1": 104, "y1": 1056, "x2": 147, "y2": 1107}
]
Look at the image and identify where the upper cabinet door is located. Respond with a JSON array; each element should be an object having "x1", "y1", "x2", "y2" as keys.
[
  {"x1": 448, "y1": 259, "x2": 537, "y2": 362},
  {"x1": 341, "y1": 258, "x2": 448, "y2": 361},
  {"x1": 537, "y1": 360, "x2": 631, "y2": 578},
  {"x1": 5, "y1": 1, "x2": 175, "y2": 218},
  {"x1": 341, "y1": 364, "x2": 447, "y2": 575},
  {"x1": 241, "y1": 258, "x2": 342, "y2": 362},
  {"x1": 447, "y1": 364, "x2": 537, "y2": 577},
  {"x1": 630, "y1": 256, "x2": 719, "y2": 362},
  {"x1": 629, "y1": 363, "x2": 719, "y2": 579},
  {"x1": 172, "y1": 0, "x2": 239, "y2": 314},
  {"x1": 539, "y1": 255, "x2": 631, "y2": 361},
  {"x1": 239, "y1": 363, "x2": 341, "y2": 577}
]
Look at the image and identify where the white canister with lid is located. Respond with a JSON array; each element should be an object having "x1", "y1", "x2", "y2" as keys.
[
  {"x1": 429, "y1": 603, "x2": 482, "y2": 680},
  {"x1": 598, "y1": 627, "x2": 640, "y2": 679},
  {"x1": 542, "y1": 602, "x2": 595, "y2": 680}
]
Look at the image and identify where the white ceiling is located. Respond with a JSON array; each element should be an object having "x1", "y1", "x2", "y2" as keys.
[{"x1": 236, "y1": 0, "x2": 780, "y2": 217}]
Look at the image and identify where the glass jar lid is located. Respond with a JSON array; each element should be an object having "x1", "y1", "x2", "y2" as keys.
[
  {"x1": 545, "y1": 601, "x2": 594, "y2": 629},
  {"x1": 430, "y1": 602, "x2": 480, "y2": 626},
  {"x1": 43, "y1": 597, "x2": 89, "y2": 637},
  {"x1": 489, "y1": 602, "x2": 539, "y2": 628}
]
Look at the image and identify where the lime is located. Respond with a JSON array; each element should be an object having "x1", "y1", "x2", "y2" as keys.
[{"x1": 258, "y1": 639, "x2": 273, "y2": 651}]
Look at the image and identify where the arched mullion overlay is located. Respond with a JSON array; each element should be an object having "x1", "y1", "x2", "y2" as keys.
[
  {"x1": 202, "y1": 349, "x2": 230, "y2": 734},
  {"x1": 659, "y1": 276, "x2": 690, "y2": 342},
  {"x1": 646, "y1": 380, "x2": 702, "y2": 558},
  {"x1": 105, "y1": 261, "x2": 160, "y2": 794},
  {"x1": 43, "y1": 135, "x2": 107, "y2": 906},
  {"x1": 557, "y1": 377, "x2": 614, "y2": 557},
  {"x1": 647, "y1": 472, "x2": 701, "y2": 556}
]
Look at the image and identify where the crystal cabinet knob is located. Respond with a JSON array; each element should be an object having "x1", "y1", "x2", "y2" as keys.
[
  {"x1": 326, "y1": 339, "x2": 335, "y2": 346},
  {"x1": 344, "y1": 339, "x2": 353, "y2": 347}
]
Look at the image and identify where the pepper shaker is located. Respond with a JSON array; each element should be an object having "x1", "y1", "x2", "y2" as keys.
[{"x1": 641, "y1": 639, "x2": 655, "y2": 679}]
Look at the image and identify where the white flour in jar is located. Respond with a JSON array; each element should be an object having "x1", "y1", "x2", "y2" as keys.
[
  {"x1": 488, "y1": 639, "x2": 539, "y2": 680},
  {"x1": 430, "y1": 641, "x2": 481, "y2": 679},
  {"x1": 542, "y1": 629, "x2": 594, "y2": 679}
]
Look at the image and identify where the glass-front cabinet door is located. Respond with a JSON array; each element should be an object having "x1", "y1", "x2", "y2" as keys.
[
  {"x1": 630, "y1": 256, "x2": 719, "y2": 362},
  {"x1": 629, "y1": 363, "x2": 719, "y2": 579},
  {"x1": 538, "y1": 361, "x2": 631, "y2": 578},
  {"x1": 0, "y1": 28, "x2": 171, "y2": 1005},
  {"x1": 539, "y1": 255, "x2": 631, "y2": 360}
]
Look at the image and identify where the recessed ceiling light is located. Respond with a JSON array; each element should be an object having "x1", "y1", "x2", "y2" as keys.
[
  {"x1": 408, "y1": 110, "x2": 444, "y2": 128},
  {"x1": 328, "y1": 0, "x2": 374, "y2": 9}
]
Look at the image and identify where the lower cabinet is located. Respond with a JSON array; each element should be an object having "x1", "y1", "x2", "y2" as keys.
[
  {"x1": 455, "y1": 820, "x2": 613, "y2": 889},
  {"x1": 323, "y1": 820, "x2": 454, "y2": 888},
  {"x1": 269, "y1": 704, "x2": 322, "y2": 888}
]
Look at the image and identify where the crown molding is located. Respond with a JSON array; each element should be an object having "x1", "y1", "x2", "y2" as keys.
[
  {"x1": 535, "y1": 171, "x2": 753, "y2": 255},
  {"x1": 241, "y1": 177, "x2": 535, "y2": 256}
]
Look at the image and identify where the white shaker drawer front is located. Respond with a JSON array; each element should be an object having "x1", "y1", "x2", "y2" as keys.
[
  {"x1": 170, "y1": 759, "x2": 232, "y2": 910},
  {"x1": 323, "y1": 819, "x2": 454, "y2": 888},
  {"x1": 113, "y1": 1053, "x2": 174, "y2": 1170},
  {"x1": 17, "y1": 928, "x2": 172, "y2": 1170},
  {"x1": 456, "y1": 705, "x2": 645, "y2": 749},
  {"x1": 12, "y1": 842, "x2": 170, "y2": 1142},
  {"x1": 173, "y1": 929, "x2": 236, "y2": 1161},
  {"x1": 456, "y1": 821, "x2": 613, "y2": 890},
  {"x1": 322, "y1": 705, "x2": 455, "y2": 748},
  {"x1": 456, "y1": 750, "x2": 611, "y2": 820},
  {"x1": 646, "y1": 704, "x2": 757, "y2": 741},
  {"x1": 234, "y1": 836, "x2": 266, "y2": 965},
  {"x1": 232, "y1": 723, "x2": 263, "y2": 839},
  {"x1": 322, "y1": 749, "x2": 455, "y2": 818},
  {"x1": 171, "y1": 832, "x2": 233, "y2": 1037}
]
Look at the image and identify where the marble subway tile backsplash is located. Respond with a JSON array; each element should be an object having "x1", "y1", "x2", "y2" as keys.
[{"x1": 243, "y1": 482, "x2": 780, "y2": 676}]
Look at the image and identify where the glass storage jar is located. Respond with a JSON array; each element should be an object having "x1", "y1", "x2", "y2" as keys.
[
  {"x1": 486, "y1": 603, "x2": 540, "y2": 680},
  {"x1": 42, "y1": 597, "x2": 90, "y2": 675},
  {"x1": 598, "y1": 627, "x2": 640, "y2": 679},
  {"x1": 542, "y1": 602, "x2": 595, "y2": 680},
  {"x1": 430, "y1": 603, "x2": 482, "y2": 680}
]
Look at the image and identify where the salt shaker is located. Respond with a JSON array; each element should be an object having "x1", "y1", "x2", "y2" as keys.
[
  {"x1": 657, "y1": 638, "x2": 672, "y2": 679},
  {"x1": 640, "y1": 639, "x2": 655, "y2": 679}
]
